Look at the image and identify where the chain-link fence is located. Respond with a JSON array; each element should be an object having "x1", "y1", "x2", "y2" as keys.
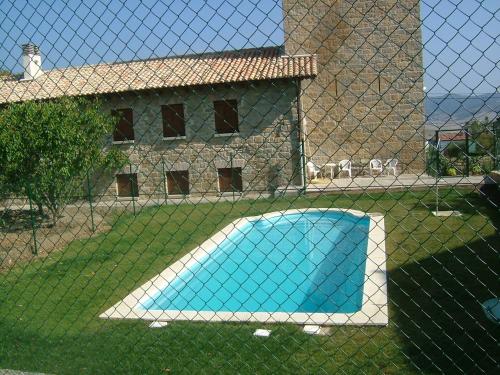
[
  {"x1": 426, "y1": 123, "x2": 498, "y2": 177},
  {"x1": 0, "y1": 0, "x2": 498, "y2": 374}
]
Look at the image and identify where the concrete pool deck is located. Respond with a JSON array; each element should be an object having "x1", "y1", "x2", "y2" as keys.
[
  {"x1": 100, "y1": 208, "x2": 388, "y2": 326},
  {"x1": 304, "y1": 174, "x2": 490, "y2": 193}
]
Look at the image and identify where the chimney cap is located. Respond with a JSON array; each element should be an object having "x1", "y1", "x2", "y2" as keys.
[{"x1": 22, "y1": 43, "x2": 40, "y2": 55}]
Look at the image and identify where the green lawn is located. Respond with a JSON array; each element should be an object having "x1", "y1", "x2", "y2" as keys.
[{"x1": 0, "y1": 189, "x2": 498, "y2": 374}]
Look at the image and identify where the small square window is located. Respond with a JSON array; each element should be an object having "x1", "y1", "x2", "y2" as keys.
[
  {"x1": 162, "y1": 104, "x2": 185, "y2": 138},
  {"x1": 116, "y1": 173, "x2": 139, "y2": 197},
  {"x1": 166, "y1": 170, "x2": 189, "y2": 195},
  {"x1": 214, "y1": 100, "x2": 239, "y2": 134},
  {"x1": 218, "y1": 168, "x2": 242, "y2": 193},
  {"x1": 112, "y1": 108, "x2": 134, "y2": 142}
]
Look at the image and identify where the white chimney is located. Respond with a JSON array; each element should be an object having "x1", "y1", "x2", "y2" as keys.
[{"x1": 21, "y1": 43, "x2": 43, "y2": 80}]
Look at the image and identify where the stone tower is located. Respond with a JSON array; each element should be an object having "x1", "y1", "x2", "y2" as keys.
[{"x1": 283, "y1": 0, "x2": 425, "y2": 172}]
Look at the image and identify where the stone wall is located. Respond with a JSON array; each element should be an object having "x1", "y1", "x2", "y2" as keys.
[
  {"x1": 94, "y1": 80, "x2": 301, "y2": 199},
  {"x1": 283, "y1": 0, "x2": 425, "y2": 172}
]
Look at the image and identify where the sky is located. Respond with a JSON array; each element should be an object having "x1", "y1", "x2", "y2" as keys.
[
  {"x1": 0, "y1": 0, "x2": 498, "y2": 95},
  {"x1": 421, "y1": 0, "x2": 499, "y2": 94}
]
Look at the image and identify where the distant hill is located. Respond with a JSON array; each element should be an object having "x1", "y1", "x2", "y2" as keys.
[
  {"x1": 424, "y1": 93, "x2": 500, "y2": 138},
  {"x1": 425, "y1": 93, "x2": 500, "y2": 126}
]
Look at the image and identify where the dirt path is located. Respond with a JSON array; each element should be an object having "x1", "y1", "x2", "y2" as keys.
[{"x1": 0, "y1": 206, "x2": 110, "y2": 270}]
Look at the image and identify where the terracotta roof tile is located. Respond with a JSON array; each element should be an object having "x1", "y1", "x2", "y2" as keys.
[
  {"x1": 439, "y1": 132, "x2": 467, "y2": 142},
  {"x1": 0, "y1": 47, "x2": 317, "y2": 103}
]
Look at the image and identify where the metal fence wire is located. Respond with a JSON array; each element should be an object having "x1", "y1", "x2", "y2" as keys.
[{"x1": 0, "y1": 0, "x2": 498, "y2": 374}]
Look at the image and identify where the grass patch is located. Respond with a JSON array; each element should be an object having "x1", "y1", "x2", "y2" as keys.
[{"x1": 0, "y1": 189, "x2": 498, "y2": 374}]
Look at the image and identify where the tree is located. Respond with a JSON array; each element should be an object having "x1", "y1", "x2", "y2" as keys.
[
  {"x1": 0, "y1": 97, "x2": 127, "y2": 224},
  {"x1": 466, "y1": 118, "x2": 495, "y2": 155},
  {"x1": 0, "y1": 69, "x2": 19, "y2": 81},
  {"x1": 0, "y1": 69, "x2": 12, "y2": 78}
]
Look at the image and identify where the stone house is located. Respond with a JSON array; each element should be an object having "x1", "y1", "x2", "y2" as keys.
[
  {"x1": 100, "y1": 74, "x2": 315, "y2": 198},
  {"x1": 0, "y1": 0, "x2": 425, "y2": 199},
  {"x1": 0, "y1": 45, "x2": 317, "y2": 198}
]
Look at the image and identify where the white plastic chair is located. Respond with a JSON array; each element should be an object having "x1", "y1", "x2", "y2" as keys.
[
  {"x1": 306, "y1": 161, "x2": 321, "y2": 180},
  {"x1": 369, "y1": 159, "x2": 383, "y2": 176},
  {"x1": 385, "y1": 159, "x2": 398, "y2": 176},
  {"x1": 338, "y1": 159, "x2": 352, "y2": 178}
]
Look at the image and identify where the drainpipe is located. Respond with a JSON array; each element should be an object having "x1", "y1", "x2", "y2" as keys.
[{"x1": 295, "y1": 78, "x2": 307, "y2": 194}]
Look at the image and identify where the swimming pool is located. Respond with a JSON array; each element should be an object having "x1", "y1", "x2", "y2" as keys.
[{"x1": 101, "y1": 209, "x2": 388, "y2": 325}]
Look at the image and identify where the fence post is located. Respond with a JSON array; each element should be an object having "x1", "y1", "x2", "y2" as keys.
[
  {"x1": 129, "y1": 163, "x2": 136, "y2": 216},
  {"x1": 494, "y1": 119, "x2": 500, "y2": 170},
  {"x1": 86, "y1": 171, "x2": 95, "y2": 233},
  {"x1": 435, "y1": 130, "x2": 440, "y2": 177},
  {"x1": 26, "y1": 184, "x2": 38, "y2": 255},
  {"x1": 465, "y1": 129, "x2": 470, "y2": 177},
  {"x1": 230, "y1": 152, "x2": 234, "y2": 201},
  {"x1": 301, "y1": 139, "x2": 307, "y2": 194},
  {"x1": 162, "y1": 160, "x2": 168, "y2": 203}
]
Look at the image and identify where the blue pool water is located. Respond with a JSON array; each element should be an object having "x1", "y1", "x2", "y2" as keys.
[{"x1": 141, "y1": 211, "x2": 370, "y2": 314}]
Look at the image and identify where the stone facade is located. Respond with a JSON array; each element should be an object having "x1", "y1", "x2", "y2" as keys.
[
  {"x1": 283, "y1": 0, "x2": 425, "y2": 172},
  {"x1": 92, "y1": 0, "x2": 426, "y2": 200},
  {"x1": 94, "y1": 80, "x2": 302, "y2": 198}
]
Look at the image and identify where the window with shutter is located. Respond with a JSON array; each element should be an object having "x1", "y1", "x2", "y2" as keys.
[
  {"x1": 217, "y1": 168, "x2": 242, "y2": 193},
  {"x1": 214, "y1": 100, "x2": 239, "y2": 134},
  {"x1": 112, "y1": 108, "x2": 135, "y2": 142},
  {"x1": 116, "y1": 173, "x2": 139, "y2": 197},
  {"x1": 166, "y1": 171, "x2": 189, "y2": 195},
  {"x1": 162, "y1": 104, "x2": 185, "y2": 138}
]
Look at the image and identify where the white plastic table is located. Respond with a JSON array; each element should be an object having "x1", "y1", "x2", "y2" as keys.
[{"x1": 323, "y1": 163, "x2": 337, "y2": 179}]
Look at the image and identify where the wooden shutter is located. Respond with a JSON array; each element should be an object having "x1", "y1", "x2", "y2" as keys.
[
  {"x1": 214, "y1": 100, "x2": 238, "y2": 134},
  {"x1": 218, "y1": 168, "x2": 242, "y2": 192},
  {"x1": 167, "y1": 171, "x2": 189, "y2": 195},
  {"x1": 162, "y1": 104, "x2": 185, "y2": 137},
  {"x1": 112, "y1": 108, "x2": 134, "y2": 141},
  {"x1": 116, "y1": 173, "x2": 139, "y2": 197}
]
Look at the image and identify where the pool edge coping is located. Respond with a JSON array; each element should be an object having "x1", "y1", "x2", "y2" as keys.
[{"x1": 99, "y1": 208, "x2": 388, "y2": 326}]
